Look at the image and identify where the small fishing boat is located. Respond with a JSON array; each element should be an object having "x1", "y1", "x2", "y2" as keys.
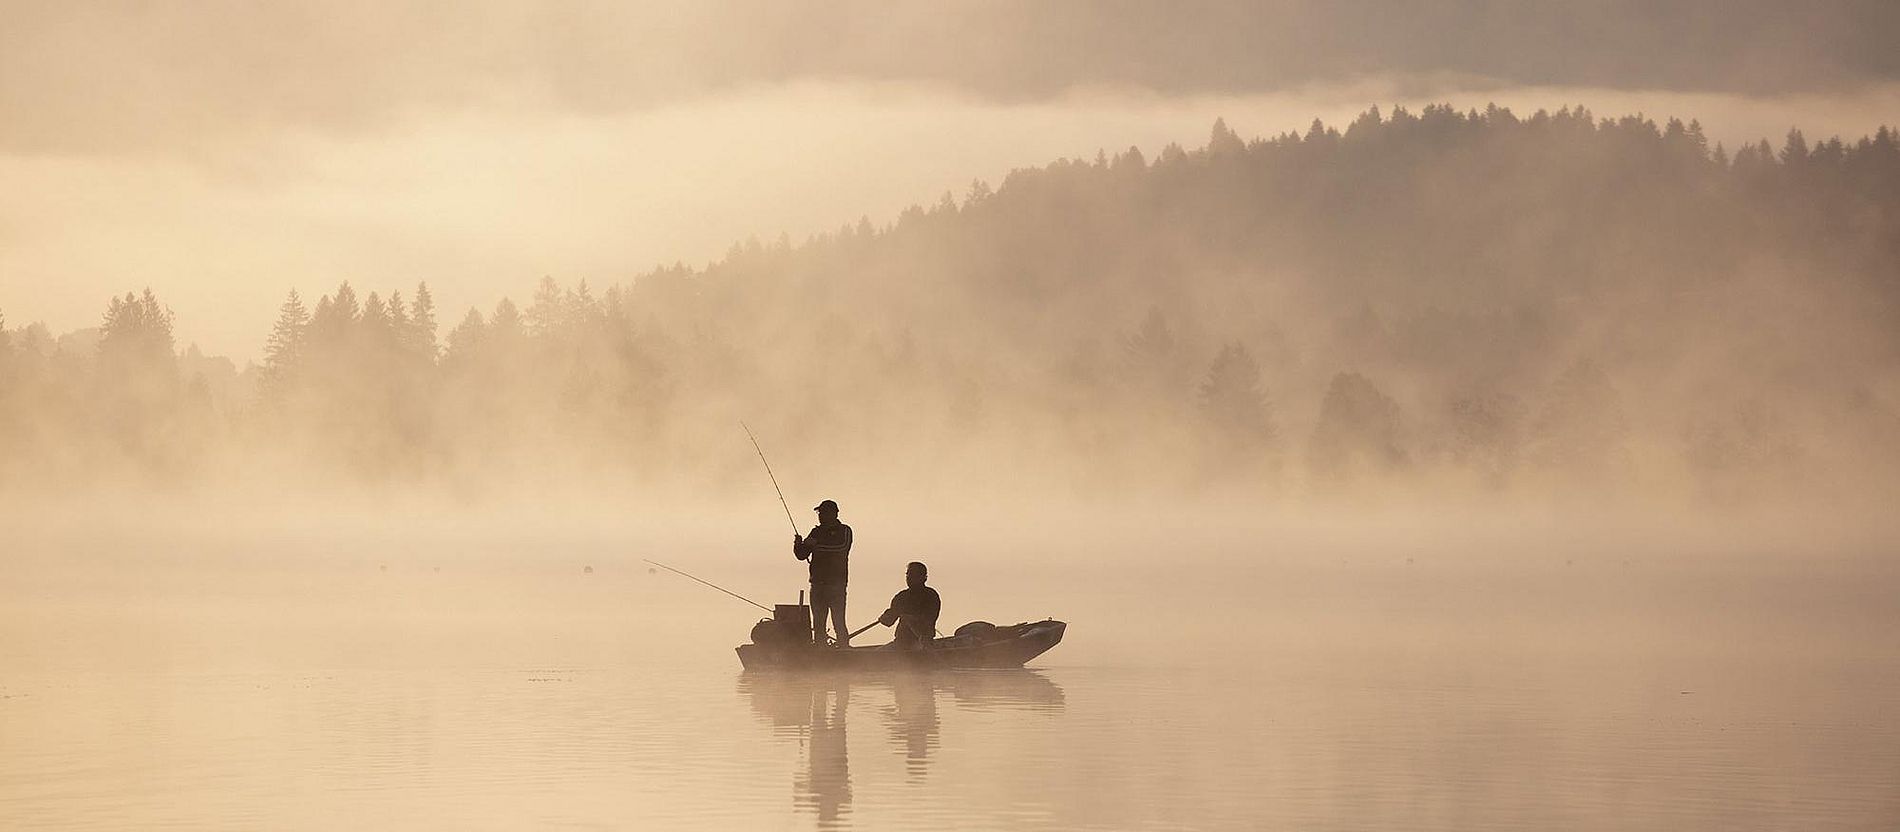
[
  {"x1": 640, "y1": 559, "x2": 1067, "y2": 671},
  {"x1": 737, "y1": 616, "x2": 1068, "y2": 671}
]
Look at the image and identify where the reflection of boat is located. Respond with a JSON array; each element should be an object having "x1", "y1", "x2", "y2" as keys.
[
  {"x1": 736, "y1": 619, "x2": 1068, "y2": 671},
  {"x1": 738, "y1": 667, "x2": 1067, "y2": 718},
  {"x1": 738, "y1": 668, "x2": 1063, "y2": 825}
]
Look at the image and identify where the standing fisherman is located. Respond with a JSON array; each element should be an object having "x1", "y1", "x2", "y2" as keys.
[{"x1": 793, "y1": 499, "x2": 853, "y2": 646}]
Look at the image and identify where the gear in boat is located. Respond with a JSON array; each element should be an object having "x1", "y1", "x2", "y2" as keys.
[{"x1": 738, "y1": 612, "x2": 1067, "y2": 671}]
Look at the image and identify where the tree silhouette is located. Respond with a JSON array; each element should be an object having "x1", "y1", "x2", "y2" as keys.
[
  {"x1": 445, "y1": 307, "x2": 485, "y2": 361},
  {"x1": 362, "y1": 292, "x2": 390, "y2": 336},
  {"x1": 1198, "y1": 343, "x2": 1275, "y2": 443},
  {"x1": 387, "y1": 290, "x2": 410, "y2": 339},
  {"x1": 408, "y1": 282, "x2": 439, "y2": 360},
  {"x1": 528, "y1": 276, "x2": 565, "y2": 338},
  {"x1": 260, "y1": 289, "x2": 310, "y2": 398},
  {"x1": 4, "y1": 105, "x2": 1900, "y2": 497},
  {"x1": 94, "y1": 289, "x2": 181, "y2": 472},
  {"x1": 1780, "y1": 128, "x2": 1810, "y2": 166},
  {"x1": 490, "y1": 297, "x2": 524, "y2": 341},
  {"x1": 1208, "y1": 117, "x2": 1245, "y2": 156},
  {"x1": 1306, "y1": 372, "x2": 1408, "y2": 485},
  {"x1": 99, "y1": 289, "x2": 176, "y2": 374}
]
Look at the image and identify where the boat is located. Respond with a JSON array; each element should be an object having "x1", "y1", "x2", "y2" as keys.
[
  {"x1": 639, "y1": 560, "x2": 1068, "y2": 670},
  {"x1": 736, "y1": 617, "x2": 1068, "y2": 671}
]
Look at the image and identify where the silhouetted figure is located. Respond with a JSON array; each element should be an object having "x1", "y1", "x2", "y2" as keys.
[
  {"x1": 876, "y1": 561, "x2": 941, "y2": 649},
  {"x1": 792, "y1": 499, "x2": 852, "y2": 646}
]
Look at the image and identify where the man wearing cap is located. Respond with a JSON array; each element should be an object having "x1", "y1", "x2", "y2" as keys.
[{"x1": 793, "y1": 499, "x2": 853, "y2": 646}]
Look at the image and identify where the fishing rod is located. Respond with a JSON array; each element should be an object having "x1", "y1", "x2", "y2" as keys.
[
  {"x1": 741, "y1": 421, "x2": 801, "y2": 537},
  {"x1": 643, "y1": 558, "x2": 772, "y2": 613}
]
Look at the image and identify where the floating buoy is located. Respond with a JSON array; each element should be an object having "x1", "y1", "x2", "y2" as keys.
[{"x1": 583, "y1": 565, "x2": 594, "y2": 574}]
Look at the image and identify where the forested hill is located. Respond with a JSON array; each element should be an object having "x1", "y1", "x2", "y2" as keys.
[{"x1": 4, "y1": 105, "x2": 1899, "y2": 503}]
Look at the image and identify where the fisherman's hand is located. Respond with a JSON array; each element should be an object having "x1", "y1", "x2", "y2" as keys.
[{"x1": 878, "y1": 610, "x2": 898, "y2": 626}]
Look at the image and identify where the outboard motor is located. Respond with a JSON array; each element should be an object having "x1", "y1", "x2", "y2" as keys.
[{"x1": 749, "y1": 602, "x2": 812, "y2": 647}]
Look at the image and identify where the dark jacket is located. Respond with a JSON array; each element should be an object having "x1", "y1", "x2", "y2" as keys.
[
  {"x1": 793, "y1": 522, "x2": 852, "y2": 585},
  {"x1": 884, "y1": 585, "x2": 940, "y2": 643}
]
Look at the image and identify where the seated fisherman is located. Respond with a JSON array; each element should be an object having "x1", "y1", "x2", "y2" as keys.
[{"x1": 876, "y1": 561, "x2": 941, "y2": 649}]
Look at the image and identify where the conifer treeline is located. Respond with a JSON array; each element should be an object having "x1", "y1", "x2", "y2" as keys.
[{"x1": 2, "y1": 104, "x2": 1898, "y2": 501}]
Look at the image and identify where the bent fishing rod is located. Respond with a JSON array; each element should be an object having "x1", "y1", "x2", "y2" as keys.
[
  {"x1": 643, "y1": 558, "x2": 772, "y2": 613},
  {"x1": 741, "y1": 421, "x2": 801, "y2": 537}
]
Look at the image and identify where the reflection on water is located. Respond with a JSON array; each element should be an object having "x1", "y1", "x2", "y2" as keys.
[
  {"x1": 3, "y1": 531, "x2": 1898, "y2": 830},
  {"x1": 739, "y1": 670, "x2": 1066, "y2": 829},
  {"x1": 887, "y1": 675, "x2": 938, "y2": 778}
]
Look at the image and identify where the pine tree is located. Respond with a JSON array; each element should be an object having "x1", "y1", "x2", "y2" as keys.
[
  {"x1": 1208, "y1": 117, "x2": 1245, "y2": 155},
  {"x1": 491, "y1": 297, "x2": 524, "y2": 340},
  {"x1": 571, "y1": 279, "x2": 598, "y2": 324},
  {"x1": 139, "y1": 289, "x2": 174, "y2": 356},
  {"x1": 261, "y1": 289, "x2": 310, "y2": 396},
  {"x1": 330, "y1": 281, "x2": 360, "y2": 322},
  {"x1": 1346, "y1": 106, "x2": 1383, "y2": 137},
  {"x1": 1306, "y1": 372, "x2": 1408, "y2": 482},
  {"x1": 1198, "y1": 343, "x2": 1276, "y2": 445},
  {"x1": 444, "y1": 307, "x2": 486, "y2": 361},
  {"x1": 362, "y1": 291, "x2": 389, "y2": 334},
  {"x1": 1111, "y1": 147, "x2": 1145, "y2": 173},
  {"x1": 1780, "y1": 128, "x2": 1810, "y2": 166},
  {"x1": 100, "y1": 288, "x2": 176, "y2": 368},
  {"x1": 528, "y1": 276, "x2": 564, "y2": 338},
  {"x1": 100, "y1": 293, "x2": 129, "y2": 338},
  {"x1": 388, "y1": 290, "x2": 409, "y2": 336},
  {"x1": 409, "y1": 282, "x2": 439, "y2": 359}
]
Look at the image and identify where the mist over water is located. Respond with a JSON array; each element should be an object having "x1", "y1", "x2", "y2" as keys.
[
  {"x1": 3, "y1": 509, "x2": 1896, "y2": 829},
  {"x1": 6, "y1": 3, "x2": 1900, "y2": 829}
]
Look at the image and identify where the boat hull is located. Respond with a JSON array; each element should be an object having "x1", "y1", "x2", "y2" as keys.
[{"x1": 736, "y1": 620, "x2": 1066, "y2": 671}]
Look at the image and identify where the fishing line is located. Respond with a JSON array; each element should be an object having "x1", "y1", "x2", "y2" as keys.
[{"x1": 643, "y1": 558, "x2": 773, "y2": 613}]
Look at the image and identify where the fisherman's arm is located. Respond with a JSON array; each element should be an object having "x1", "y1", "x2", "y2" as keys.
[
  {"x1": 877, "y1": 591, "x2": 903, "y2": 626},
  {"x1": 792, "y1": 529, "x2": 812, "y2": 560}
]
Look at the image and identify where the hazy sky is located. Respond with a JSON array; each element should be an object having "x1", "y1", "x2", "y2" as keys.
[{"x1": 4, "y1": 1, "x2": 1898, "y2": 360}]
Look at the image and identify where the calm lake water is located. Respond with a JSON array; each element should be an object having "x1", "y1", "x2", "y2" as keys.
[{"x1": 2, "y1": 512, "x2": 1897, "y2": 829}]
